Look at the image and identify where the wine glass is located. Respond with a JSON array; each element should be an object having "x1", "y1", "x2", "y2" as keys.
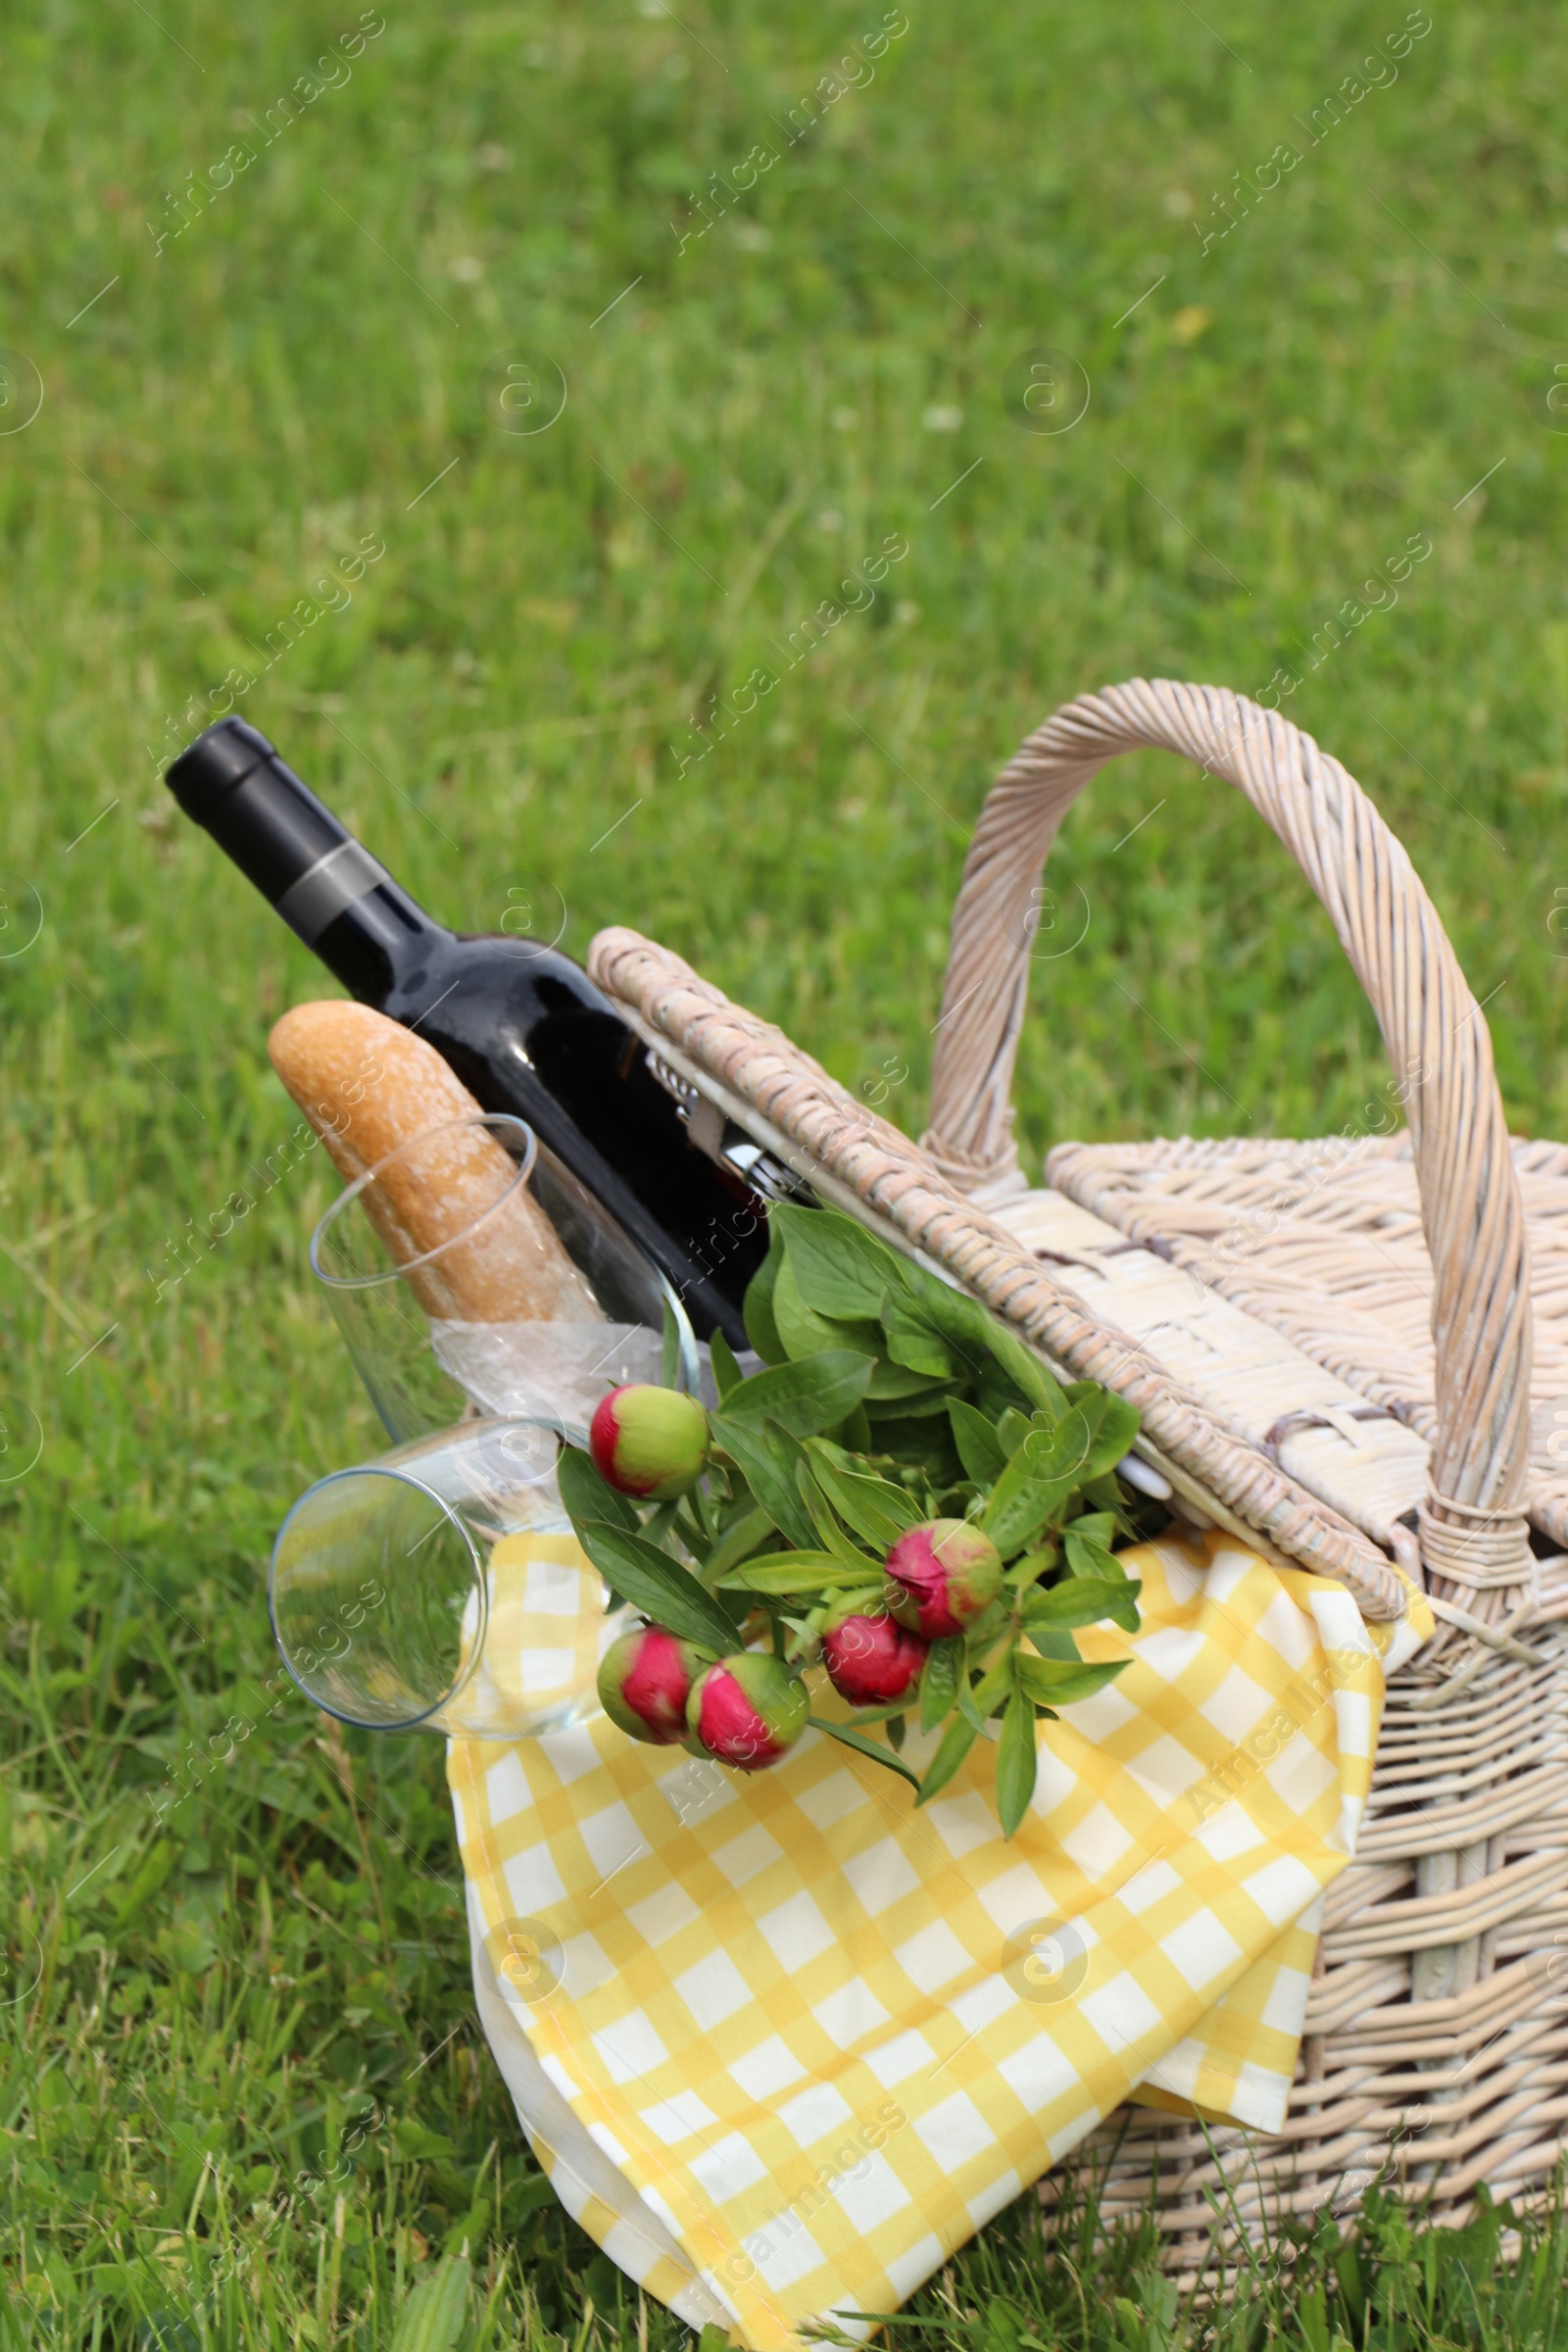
[
  {"x1": 309, "y1": 1112, "x2": 701, "y2": 1445},
  {"x1": 269, "y1": 1414, "x2": 633, "y2": 1738}
]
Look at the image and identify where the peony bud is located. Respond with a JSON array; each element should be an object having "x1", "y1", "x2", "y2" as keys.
[
  {"x1": 589, "y1": 1384, "x2": 710, "y2": 1500},
  {"x1": 884, "y1": 1519, "x2": 1003, "y2": 1640},
  {"x1": 687, "y1": 1652, "x2": 808, "y2": 1771},
  {"x1": 821, "y1": 1602, "x2": 927, "y2": 1707},
  {"x1": 598, "y1": 1624, "x2": 709, "y2": 1744}
]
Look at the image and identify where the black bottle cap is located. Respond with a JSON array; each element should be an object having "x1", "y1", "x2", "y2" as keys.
[
  {"x1": 164, "y1": 714, "x2": 358, "y2": 905},
  {"x1": 165, "y1": 716, "x2": 281, "y2": 816}
]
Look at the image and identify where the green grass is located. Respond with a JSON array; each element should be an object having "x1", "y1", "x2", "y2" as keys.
[{"x1": 4, "y1": 0, "x2": 1568, "y2": 2339}]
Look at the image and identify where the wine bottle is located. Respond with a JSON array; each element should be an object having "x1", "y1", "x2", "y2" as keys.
[{"x1": 165, "y1": 716, "x2": 789, "y2": 1344}]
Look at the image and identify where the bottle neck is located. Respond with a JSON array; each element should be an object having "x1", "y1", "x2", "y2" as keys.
[{"x1": 165, "y1": 718, "x2": 446, "y2": 998}]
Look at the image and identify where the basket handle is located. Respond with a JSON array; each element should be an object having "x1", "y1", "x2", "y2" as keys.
[{"x1": 923, "y1": 678, "x2": 1533, "y2": 1586}]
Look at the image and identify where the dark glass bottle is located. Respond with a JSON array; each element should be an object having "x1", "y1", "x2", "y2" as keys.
[{"x1": 165, "y1": 717, "x2": 777, "y2": 1342}]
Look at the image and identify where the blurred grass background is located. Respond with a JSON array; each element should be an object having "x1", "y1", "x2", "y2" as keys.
[{"x1": 5, "y1": 0, "x2": 1568, "y2": 2340}]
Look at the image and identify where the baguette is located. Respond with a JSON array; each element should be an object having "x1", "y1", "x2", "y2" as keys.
[{"x1": 269, "y1": 1001, "x2": 599, "y2": 1323}]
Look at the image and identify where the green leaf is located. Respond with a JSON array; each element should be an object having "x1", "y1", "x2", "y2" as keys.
[
  {"x1": 699, "y1": 1502, "x2": 774, "y2": 1586},
  {"x1": 836, "y1": 1402, "x2": 873, "y2": 1453},
  {"x1": 772, "y1": 1202, "x2": 901, "y2": 1319},
  {"x1": 958, "y1": 1644, "x2": 1015, "y2": 1731},
  {"x1": 1063, "y1": 1385, "x2": 1143, "y2": 1478},
  {"x1": 996, "y1": 1687, "x2": 1039, "y2": 1838},
  {"x1": 864, "y1": 1356, "x2": 949, "y2": 1402},
  {"x1": 556, "y1": 1442, "x2": 640, "y2": 1536},
  {"x1": 976, "y1": 1359, "x2": 1035, "y2": 1423},
  {"x1": 710, "y1": 1416, "x2": 818, "y2": 1549},
  {"x1": 982, "y1": 1321, "x2": 1068, "y2": 1416},
  {"x1": 808, "y1": 1714, "x2": 922, "y2": 1788},
  {"x1": 918, "y1": 1635, "x2": 963, "y2": 1733},
  {"x1": 980, "y1": 1415, "x2": 1093, "y2": 1556},
  {"x1": 1082, "y1": 1469, "x2": 1138, "y2": 1528},
  {"x1": 718, "y1": 1550, "x2": 863, "y2": 1594},
  {"x1": 1041, "y1": 1405, "x2": 1095, "y2": 1479},
  {"x1": 907, "y1": 1266, "x2": 985, "y2": 1333},
  {"x1": 803, "y1": 1441, "x2": 921, "y2": 1545},
  {"x1": 1013, "y1": 1654, "x2": 1131, "y2": 1708},
  {"x1": 572, "y1": 1522, "x2": 740, "y2": 1655},
  {"x1": 716, "y1": 1350, "x2": 875, "y2": 1438},
  {"x1": 1022, "y1": 1575, "x2": 1143, "y2": 1633},
  {"x1": 795, "y1": 1461, "x2": 881, "y2": 1571},
  {"x1": 1063, "y1": 1522, "x2": 1128, "y2": 1585},
  {"x1": 864, "y1": 1383, "x2": 954, "y2": 1420},
  {"x1": 710, "y1": 1329, "x2": 744, "y2": 1402},
  {"x1": 1026, "y1": 1624, "x2": 1082, "y2": 1663},
  {"x1": 997, "y1": 1407, "x2": 1035, "y2": 1458},
  {"x1": 773, "y1": 1254, "x2": 886, "y2": 1361},
  {"x1": 881, "y1": 1298, "x2": 956, "y2": 1378},
  {"x1": 643, "y1": 1495, "x2": 682, "y2": 1548},
  {"x1": 743, "y1": 1228, "x2": 788, "y2": 1363},
  {"x1": 391, "y1": 2254, "x2": 470, "y2": 2352},
  {"x1": 661, "y1": 1297, "x2": 681, "y2": 1387},
  {"x1": 915, "y1": 1711, "x2": 982, "y2": 1806},
  {"x1": 894, "y1": 1262, "x2": 998, "y2": 1369},
  {"x1": 949, "y1": 1399, "x2": 1006, "y2": 1485}
]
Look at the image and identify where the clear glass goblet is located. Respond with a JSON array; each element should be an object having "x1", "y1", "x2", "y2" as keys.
[
  {"x1": 269, "y1": 1414, "x2": 632, "y2": 1738},
  {"x1": 309, "y1": 1112, "x2": 700, "y2": 1446}
]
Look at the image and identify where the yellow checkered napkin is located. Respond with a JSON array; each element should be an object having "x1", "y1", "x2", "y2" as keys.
[
  {"x1": 449, "y1": 1533, "x2": 612, "y2": 1733},
  {"x1": 448, "y1": 1533, "x2": 1431, "y2": 2350}
]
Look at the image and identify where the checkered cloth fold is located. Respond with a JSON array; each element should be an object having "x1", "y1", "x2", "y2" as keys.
[{"x1": 449, "y1": 1532, "x2": 1431, "y2": 2349}]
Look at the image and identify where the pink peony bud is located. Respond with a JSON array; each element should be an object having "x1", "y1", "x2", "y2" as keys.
[
  {"x1": 687, "y1": 1652, "x2": 808, "y2": 1771},
  {"x1": 821, "y1": 1602, "x2": 927, "y2": 1707},
  {"x1": 884, "y1": 1519, "x2": 1003, "y2": 1640},
  {"x1": 598, "y1": 1624, "x2": 709, "y2": 1744},
  {"x1": 589, "y1": 1383, "x2": 710, "y2": 1500}
]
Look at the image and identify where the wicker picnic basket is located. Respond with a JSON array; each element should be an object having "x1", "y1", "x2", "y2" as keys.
[{"x1": 587, "y1": 679, "x2": 1568, "y2": 2270}]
